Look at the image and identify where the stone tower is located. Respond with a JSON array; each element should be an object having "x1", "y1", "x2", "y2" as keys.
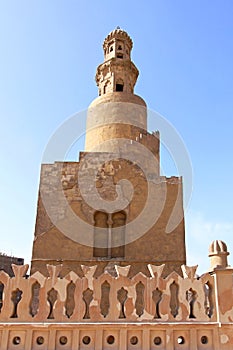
[
  {"x1": 85, "y1": 29, "x2": 150, "y2": 156},
  {"x1": 31, "y1": 28, "x2": 186, "y2": 278}
]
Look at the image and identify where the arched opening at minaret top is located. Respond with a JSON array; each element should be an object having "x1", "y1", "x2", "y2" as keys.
[
  {"x1": 117, "y1": 53, "x2": 123, "y2": 59},
  {"x1": 116, "y1": 78, "x2": 124, "y2": 92},
  {"x1": 116, "y1": 84, "x2": 123, "y2": 91}
]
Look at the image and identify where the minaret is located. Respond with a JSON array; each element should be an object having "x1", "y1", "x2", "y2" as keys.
[
  {"x1": 31, "y1": 29, "x2": 186, "y2": 279},
  {"x1": 85, "y1": 28, "x2": 152, "y2": 156}
]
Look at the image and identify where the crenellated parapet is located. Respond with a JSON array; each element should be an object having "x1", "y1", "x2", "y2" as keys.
[
  {"x1": 0, "y1": 263, "x2": 232, "y2": 323},
  {"x1": 0, "y1": 259, "x2": 232, "y2": 349}
]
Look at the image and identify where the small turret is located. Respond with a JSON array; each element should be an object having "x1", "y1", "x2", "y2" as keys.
[
  {"x1": 95, "y1": 28, "x2": 139, "y2": 96},
  {"x1": 208, "y1": 240, "x2": 229, "y2": 270}
]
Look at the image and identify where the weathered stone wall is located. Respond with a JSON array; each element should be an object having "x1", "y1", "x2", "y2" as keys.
[{"x1": 31, "y1": 155, "x2": 185, "y2": 278}]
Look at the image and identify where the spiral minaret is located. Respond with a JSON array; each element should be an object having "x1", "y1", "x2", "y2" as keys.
[{"x1": 31, "y1": 29, "x2": 186, "y2": 279}]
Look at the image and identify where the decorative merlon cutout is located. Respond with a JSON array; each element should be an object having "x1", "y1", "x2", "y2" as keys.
[
  {"x1": 46, "y1": 264, "x2": 63, "y2": 280},
  {"x1": 100, "y1": 280, "x2": 110, "y2": 318},
  {"x1": 181, "y1": 265, "x2": 198, "y2": 281},
  {"x1": 117, "y1": 287, "x2": 128, "y2": 319},
  {"x1": 152, "y1": 288, "x2": 162, "y2": 318},
  {"x1": 47, "y1": 287, "x2": 58, "y2": 319},
  {"x1": 11, "y1": 264, "x2": 29, "y2": 278},
  {"x1": 115, "y1": 265, "x2": 130, "y2": 277},
  {"x1": 81, "y1": 265, "x2": 97, "y2": 278},
  {"x1": 83, "y1": 288, "x2": 93, "y2": 319},
  {"x1": 148, "y1": 264, "x2": 165, "y2": 278},
  {"x1": 65, "y1": 281, "x2": 76, "y2": 318},
  {"x1": 10, "y1": 288, "x2": 23, "y2": 318}
]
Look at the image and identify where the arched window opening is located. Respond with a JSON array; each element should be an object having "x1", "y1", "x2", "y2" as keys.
[
  {"x1": 93, "y1": 211, "x2": 126, "y2": 258},
  {"x1": 108, "y1": 42, "x2": 114, "y2": 54},
  {"x1": 111, "y1": 211, "x2": 126, "y2": 258},
  {"x1": 117, "y1": 53, "x2": 123, "y2": 59},
  {"x1": 116, "y1": 84, "x2": 124, "y2": 92},
  {"x1": 118, "y1": 45, "x2": 122, "y2": 50},
  {"x1": 93, "y1": 211, "x2": 108, "y2": 257}
]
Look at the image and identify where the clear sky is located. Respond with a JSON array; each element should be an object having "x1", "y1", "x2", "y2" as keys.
[{"x1": 0, "y1": 1, "x2": 233, "y2": 274}]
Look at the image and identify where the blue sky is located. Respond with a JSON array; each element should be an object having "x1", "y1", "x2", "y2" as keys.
[{"x1": 0, "y1": 1, "x2": 233, "y2": 274}]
